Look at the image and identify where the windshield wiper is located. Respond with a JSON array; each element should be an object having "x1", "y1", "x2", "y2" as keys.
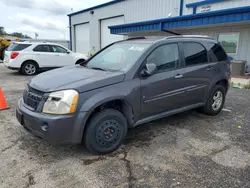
[{"x1": 90, "y1": 67, "x2": 107, "y2": 71}]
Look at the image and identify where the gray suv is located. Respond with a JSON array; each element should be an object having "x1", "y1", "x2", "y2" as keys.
[{"x1": 16, "y1": 36, "x2": 231, "y2": 154}]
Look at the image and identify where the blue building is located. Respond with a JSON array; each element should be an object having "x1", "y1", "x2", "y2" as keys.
[{"x1": 68, "y1": 0, "x2": 250, "y2": 68}]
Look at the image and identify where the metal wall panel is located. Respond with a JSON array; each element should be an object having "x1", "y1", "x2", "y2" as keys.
[
  {"x1": 183, "y1": 0, "x2": 197, "y2": 15},
  {"x1": 196, "y1": 0, "x2": 250, "y2": 13},
  {"x1": 101, "y1": 16, "x2": 125, "y2": 48},
  {"x1": 184, "y1": 0, "x2": 250, "y2": 15},
  {"x1": 124, "y1": 0, "x2": 180, "y2": 23},
  {"x1": 70, "y1": 2, "x2": 125, "y2": 52},
  {"x1": 74, "y1": 23, "x2": 90, "y2": 54}
]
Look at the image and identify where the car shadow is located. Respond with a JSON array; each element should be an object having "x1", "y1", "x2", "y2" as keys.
[{"x1": 17, "y1": 109, "x2": 202, "y2": 164}]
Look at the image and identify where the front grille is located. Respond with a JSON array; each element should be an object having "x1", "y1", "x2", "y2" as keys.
[{"x1": 23, "y1": 86, "x2": 45, "y2": 110}]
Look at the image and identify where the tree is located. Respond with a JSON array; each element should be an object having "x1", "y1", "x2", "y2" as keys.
[
  {"x1": 10, "y1": 32, "x2": 32, "y2": 39},
  {"x1": 0, "y1": 26, "x2": 32, "y2": 38},
  {"x1": 0, "y1": 26, "x2": 6, "y2": 35}
]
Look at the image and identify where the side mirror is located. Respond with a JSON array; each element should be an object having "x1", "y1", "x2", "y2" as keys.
[
  {"x1": 140, "y1": 63, "x2": 157, "y2": 77},
  {"x1": 66, "y1": 51, "x2": 70, "y2": 54}
]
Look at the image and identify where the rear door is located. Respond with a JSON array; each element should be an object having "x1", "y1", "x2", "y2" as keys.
[
  {"x1": 179, "y1": 42, "x2": 217, "y2": 105},
  {"x1": 32, "y1": 45, "x2": 55, "y2": 68},
  {"x1": 51, "y1": 45, "x2": 73, "y2": 67},
  {"x1": 140, "y1": 43, "x2": 189, "y2": 118}
]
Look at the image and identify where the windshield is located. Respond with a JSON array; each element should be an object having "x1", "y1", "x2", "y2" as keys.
[{"x1": 86, "y1": 42, "x2": 150, "y2": 72}]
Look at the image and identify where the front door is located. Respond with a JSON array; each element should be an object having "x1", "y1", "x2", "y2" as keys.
[
  {"x1": 51, "y1": 45, "x2": 73, "y2": 67},
  {"x1": 140, "y1": 43, "x2": 189, "y2": 119}
]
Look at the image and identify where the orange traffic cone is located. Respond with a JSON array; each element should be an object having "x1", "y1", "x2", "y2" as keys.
[{"x1": 0, "y1": 88, "x2": 9, "y2": 111}]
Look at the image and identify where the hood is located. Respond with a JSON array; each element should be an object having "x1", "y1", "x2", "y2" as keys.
[{"x1": 29, "y1": 66, "x2": 125, "y2": 93}]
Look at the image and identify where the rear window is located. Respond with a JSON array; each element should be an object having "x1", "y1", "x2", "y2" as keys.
[
  {"x1": 7, "y1": 43, "x2": 31, "y2": 51},
  {"x1": 207, "y1": 43, "x2": 228, "y2": 62}
]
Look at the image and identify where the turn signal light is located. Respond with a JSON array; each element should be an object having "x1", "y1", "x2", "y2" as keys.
[{"x1": 10, "y1": 52, "x2": 19, "y2": 59}]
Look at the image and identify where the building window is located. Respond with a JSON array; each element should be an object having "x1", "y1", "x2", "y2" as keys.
[{"x1": 218, "y1": 33, "x2": 240, "y2": 54}]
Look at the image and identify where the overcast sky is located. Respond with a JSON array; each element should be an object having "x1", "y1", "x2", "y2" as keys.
[{"x1": 0, "y1": 0, "x2": 110, "y2": 40}]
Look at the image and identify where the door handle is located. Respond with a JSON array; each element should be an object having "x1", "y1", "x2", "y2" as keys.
[{"x1": 175, "y1": 74, "x2": 183, "y2": 79}]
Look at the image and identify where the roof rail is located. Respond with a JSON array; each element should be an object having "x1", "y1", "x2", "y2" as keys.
[
  {"x1": 165, "y1": 35, "x2": 214, "y2": 40},
  {"x1": 126, "y1": 37, "x2": 146, "y2": 40}
]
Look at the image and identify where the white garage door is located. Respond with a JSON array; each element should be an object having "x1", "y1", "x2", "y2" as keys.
[
  {"x1": 74, "y1": 23, "x2": 90, "y2": 54},
  {"x1": 101, "y1": 16, "x2": 124, "y2": 48}
]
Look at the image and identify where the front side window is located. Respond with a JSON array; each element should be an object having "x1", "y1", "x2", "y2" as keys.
[
  {"x1": 86, "y1": 42, "x2": 150, "y2": 71},
  {"x1": 51, "y1": 45, "x2": 68, "y2": 53},
  {"x1": 146, "y1": 43, "x2": 179, "y2": 73},
  {"x1": 33, "y1": 45, "x2": 52, "y2": 52},
  {"x1": 218, "y1": 33, "x2": 239, "y2": 54},
  {"x1": 183, "y1": 43, "x2": 208, "y2": 66}
]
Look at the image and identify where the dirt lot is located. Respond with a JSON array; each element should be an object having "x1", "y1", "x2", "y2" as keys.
[{"x1": 0, "y1": 64, "x2": 250, "y2": 188}]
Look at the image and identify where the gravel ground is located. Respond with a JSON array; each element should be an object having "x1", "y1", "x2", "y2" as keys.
[{"x1": 0, "y1": 64, "x2": 250, "y2": 188}]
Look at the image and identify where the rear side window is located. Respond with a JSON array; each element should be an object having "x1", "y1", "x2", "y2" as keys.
[
  {"x1": 33, "y1": 45, "x2": 52, "y2": 52},
  {"x1": 182, "y1": 43, "x2": 208, "y2": 66},
  {"x1": 7, "y1": 43, "x2": 31, "y2": 51},
  {"x1": 207, "y1": 43, "x2": 228, "y2": 61}
]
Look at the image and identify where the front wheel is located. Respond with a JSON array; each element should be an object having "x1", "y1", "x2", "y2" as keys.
[
  {"x1": 84, "y1": 109, "x2": 128, "y2": 155},
  {"x1": 201, "y1": 85, "x2": 226, "y2": 115}
]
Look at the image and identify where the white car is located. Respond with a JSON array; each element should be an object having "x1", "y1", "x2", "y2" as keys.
[{"x1": 3, "y1": 42, "x2": 88, "y2": 75}]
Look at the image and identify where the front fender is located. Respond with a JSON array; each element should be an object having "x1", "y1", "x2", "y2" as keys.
[
  {"x1": 72, "y1": 94, "x2": 128, "y2": 144},
  {"x1": 74, "y1": 79, "x2": 141, "y2": 142}
]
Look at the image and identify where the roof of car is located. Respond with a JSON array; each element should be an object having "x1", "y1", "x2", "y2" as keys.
[
  {"x1": 117, "y1": 35, "x2": 217, "y2": 44},
  {"x1": 13, "y1": 41, "x2": 64, "y2": 46}
]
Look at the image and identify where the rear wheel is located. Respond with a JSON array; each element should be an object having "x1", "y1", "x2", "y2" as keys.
[
  {"x1": 21, "y1": 61, "x2": 38, "y2": 76},
  {"x1": 84, "y1": 109, "x2": 128, "y2": 155},
  {"x1": 201, "y1": 84, "x2": 226, "y2": 115}
]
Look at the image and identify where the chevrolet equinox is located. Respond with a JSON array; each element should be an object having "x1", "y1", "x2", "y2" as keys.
[{"x1": 16, "y1": 36, "x2": 231, "y2": 154}]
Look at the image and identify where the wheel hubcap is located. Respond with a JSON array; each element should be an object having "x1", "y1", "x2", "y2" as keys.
[
  {"x1": 96, "y1": 119, "x2": 121, "y2": 147},
  {"x1": 212, "y1": 91, "x2": 223, "y2": 111},
  {"x1": 25, "y1": 64, "x2": 36, "y2": 75}
]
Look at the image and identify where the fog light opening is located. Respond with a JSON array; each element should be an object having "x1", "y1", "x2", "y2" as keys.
[{"x1": 41, "y1": 123, "x2": 49, "y2": 132}]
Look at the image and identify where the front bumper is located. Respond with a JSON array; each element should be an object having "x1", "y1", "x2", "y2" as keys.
[{"x1": 16, "y1": 98, "x2": 88, "y2": 145}]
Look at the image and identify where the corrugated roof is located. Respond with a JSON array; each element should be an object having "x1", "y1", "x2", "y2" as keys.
[{"x1": 109, "y1": 6, "x2": 250, "y2": 34}]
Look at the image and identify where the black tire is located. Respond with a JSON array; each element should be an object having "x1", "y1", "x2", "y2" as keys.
[
  {"x1": 75, "y1": 59, "x2": 85, "y2": 65},
  {"x1": 201, "y1": 84, "x2": 226, "y2": 116},
  {"x1": 84, "y1": 109, "x2": 128, "y2": 155},
  {"x1": 21, "y1": 61, "x2": 38, "y2": 76}
]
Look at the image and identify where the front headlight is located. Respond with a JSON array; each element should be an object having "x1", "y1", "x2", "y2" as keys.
[{"x1": 42, "y1": 90, "x2": 79, "y2": 114}]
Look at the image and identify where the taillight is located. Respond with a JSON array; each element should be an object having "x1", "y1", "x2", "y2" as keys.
[{"x1": 10, "y1": 52, "x2": 19, "y2": 59}]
